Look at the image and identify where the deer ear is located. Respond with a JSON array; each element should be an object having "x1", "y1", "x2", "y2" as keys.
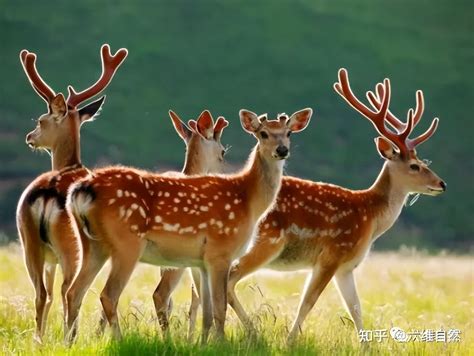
[
  {"x1": 78, "y1": 96, "x2": 105, "y2": 124},
  {"x1": 169, "y1": 110, "x2": 192, "y2": 142},
  {"x1": 375, "y1": 136, "x2": 398, "y2": 160},
  {"x1": 196, "y1": 110, "x2": 214, "y2": 139},
  {"x1": 213, "y1": 116, "x2": 229, "y2": 141},
  {"x1": 50, "y1": 93, "x2": 67, "y2": 117},
  {"x1": 240, "y1": 109, "x2": 261, "y2": 133},
  {"x1": 287, "y1": 108, "x2": 312, "y2": 132}
]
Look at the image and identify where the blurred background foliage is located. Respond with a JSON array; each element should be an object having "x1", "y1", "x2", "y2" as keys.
[{"x1": 0, "y1": 0, "x2": 472, "y2": 250}]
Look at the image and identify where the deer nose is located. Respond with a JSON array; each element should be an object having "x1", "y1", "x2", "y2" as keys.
[
  {"x1": 26, "y1": 133, "x2": 33, "y2": 144},
  {"x1": 439, "y1": 180, "x2": 447, "y2": 192},
  {"x1": 276, "y1": 145, "x2": 289, "y2": 158}
]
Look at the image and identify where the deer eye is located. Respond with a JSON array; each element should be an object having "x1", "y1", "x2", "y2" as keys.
[
  {"x1": 287, "y1": 131, "x2": 292, "y2": 137},
  {"x1": 260, "y1": 131, "x2": 269, "y2": 139},
  {"x1": 410, "y1": 164, "x2": 420, "y2": 171}
]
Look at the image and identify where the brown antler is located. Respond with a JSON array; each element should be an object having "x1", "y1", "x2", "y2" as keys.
[
  {"x1": 19, "y1": 50, "x2": 57, "y2": 103},
  {"x1": 66, "y1": 44, "x2": 128, "y2": 108},
  {"x1": 366, "y1": 80, "x2": 438, "y2": 150},
  {"x1": 334, "y1": 68, "x2": 418, "y2": 157}
]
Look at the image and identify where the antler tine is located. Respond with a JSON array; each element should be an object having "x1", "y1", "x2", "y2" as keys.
[
  {"x1": 334, "y1": 69, "x2": 386, "y2": 121},
  {"x1": 335, "y1": 69, "x2": 392, "y2": 136},
  {"x1": 67, "y1": 44, "x2": 128, "y2": 108},
  {"x1": 188, "y1": 119, "x2": 198, "y2": 132},
  {"x1": 366, "y1": 83, "x2": 405, "y2": 131},
  {"x1": 214, "y1": 116, "x2": 229, "y2": 134},
  {"x1": 399, "y1": 108, "x2": 415, "y2": 143},
  {"x1": 412, "y1": 90, "x2": 425, "y2": 127},
  {"x1": 367, "y1": 84, "x2": 425, "y2": 131},
  {"x1": 407, "y1": 117, "x2": 439, "y2": 150},
  {"x1": 20, "y1": 50, "x2": 56, "y2": 104},
  {"x1": 20, "y1": 50, "x2": 29, "y2": 64}
]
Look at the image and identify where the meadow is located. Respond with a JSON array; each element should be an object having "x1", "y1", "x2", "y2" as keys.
[{"x1": 0, "y1": 244, "x2": 471, "y2": 355}]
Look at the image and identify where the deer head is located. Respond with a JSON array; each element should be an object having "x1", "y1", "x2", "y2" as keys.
[
  {"x1": 169, "y1": 110, "x2": 229, "y2": 174},
  {"x1": 334, "y1": 68, "x2": 446, "y2": 196},
  {"x1": 20, "y1": 45, "x2": 127, "y2": 152},
  {"x1": 240, "y1": 108, "x2": 312, "y2": 160}
]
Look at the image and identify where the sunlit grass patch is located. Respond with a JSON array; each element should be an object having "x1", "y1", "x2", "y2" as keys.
[{"x1": 0, "y1": 244, "x2": 472, "y2": 355}]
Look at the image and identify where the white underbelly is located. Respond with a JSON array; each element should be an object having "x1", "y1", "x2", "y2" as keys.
[{"x1": 140, "y1": 232, "x2": 206, "y2": 268}]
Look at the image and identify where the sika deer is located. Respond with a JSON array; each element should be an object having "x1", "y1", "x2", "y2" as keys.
[
  {"x1": 16, "y1": 44, "x2": 127, "y2": 342},
  {"x1": 92, "y1": 110, "x2": 229, "y2": 338},
  {"x1": 65, "y1": 109, "x2": 312, "y2": 342},
  {"x1": 225, "y1": 69, "x2": 446, "y2": 342}
]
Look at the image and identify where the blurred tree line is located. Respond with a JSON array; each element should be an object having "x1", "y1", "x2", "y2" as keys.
[{"x1": 0, "y1": 0, "x2": 472, "y2": 250}]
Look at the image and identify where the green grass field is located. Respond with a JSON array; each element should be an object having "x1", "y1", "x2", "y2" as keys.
[{"x1": 0, "y1": 244, "x2": 472, "y2": 355}]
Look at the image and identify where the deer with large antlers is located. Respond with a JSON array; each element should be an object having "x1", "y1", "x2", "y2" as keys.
[
  {"x1": 65, "y1": 109, "x2": 312, "y2": 342},
  {"x1": 219, "y1": 69, "x2": 446, "y2": 342},
  {"x1": 16, "y1": 44, "x2": 127, "y2": 342}
]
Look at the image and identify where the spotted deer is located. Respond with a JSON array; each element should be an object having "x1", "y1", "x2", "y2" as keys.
[
  {"x1": 89, "y1": 110, "x2": 230, "y2": 339},
  {"x1": 223, "y1": 69, "x2": 446, "y2": 342},
  {"x1": 152, "y1": 111, "x2": 229, "y2": 338},
  {"x1": 65, "y1": 109, "x2": 312, "y2": 342},
  {"x1": 15, "y1": 44, "x2": 127, "y2": 342}
]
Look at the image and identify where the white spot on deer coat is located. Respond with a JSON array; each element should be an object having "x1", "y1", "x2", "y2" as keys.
[
  {"x1": 163, "y1": 223, "x2": 180, "y2": 232},
  {"x1": 179, "y1": 226, "x2": 194, "y2": 234},
  {"x1": 119, "y1": 206, "x2": 126, "y2": 219}
]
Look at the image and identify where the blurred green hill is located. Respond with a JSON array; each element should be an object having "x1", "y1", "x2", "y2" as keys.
[{"x1": 0, "y1": 0, "x2": 472, "y2": 250}]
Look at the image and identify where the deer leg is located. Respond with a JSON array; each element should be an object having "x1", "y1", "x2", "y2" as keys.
[
  {"x1": 99, "y1": 247, "x2": 141, "y2": 340},
  {"x1": 22, "y1": 240, "x2": 47, "y2": 343},
  {"x1": 65, "y1": 240, "x2": 107, "y2": 344},
  {"x1": 288, "y1": 264, "x2": 337, "y2": 342},
  {"x1": 208, "y1": 260, "x2": 231, "y2": 339},
  {"x1": 56, "y1": 232, "x2": 81, "y2": 337},
  {"x1": 334, "y1": 269, "x2": 362, "y2": 332},
  {"x1": 199, "y1": 268, "x2": 212, "y2": 344},
  {"x1": 153, "y1": 268, "x2": 185, "y2": 333},
  {"x1": 228, "y1": 237, "x2": 284, "y2": 329},
  {"x1": 188, "y1": 267, "x2": 201, "y2": 340},
  {"x1": 95, "y1": 310, "x2": 108, "y2": 337},
  {"x1": 41, "y1": 262, "x2": 56, "y2": 337}
]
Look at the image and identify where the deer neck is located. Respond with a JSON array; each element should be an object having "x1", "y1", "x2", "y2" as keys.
[
  {"x1": 182, "y1": 137, "x2": 207, "y2": 175},
  {"x1": 242, "y1": 146, "x2": 284, "y2": 222},
  {"x1": 51, "y1": 127, "x2": 81, "y2": 171},
  {"x1": 367, "y1": 161, "x2": 410, "y2": 240}
]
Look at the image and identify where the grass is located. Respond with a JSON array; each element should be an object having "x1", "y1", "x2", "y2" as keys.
[{"x1": 0, "y1": 244, "x2": 472, "y2": 355}]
